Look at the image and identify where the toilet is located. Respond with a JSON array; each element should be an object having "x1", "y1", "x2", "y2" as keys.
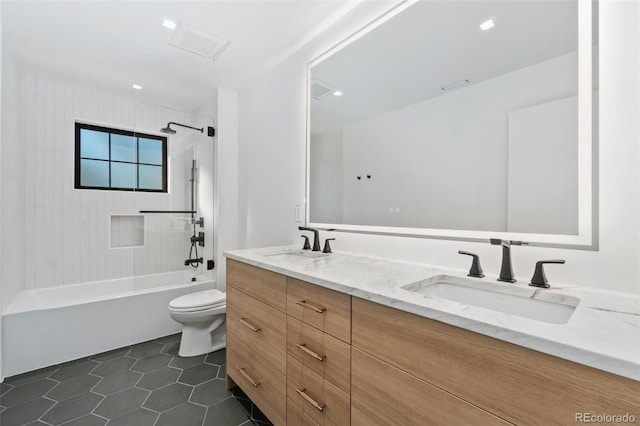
[{"x1": 168, "y1": 289, "x2": 226, "y2": 357}]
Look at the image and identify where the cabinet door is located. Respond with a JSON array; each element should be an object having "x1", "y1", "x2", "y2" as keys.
[
  {"x1": 352, "y1": 297, "x2": 640, "y2": 425},
  {"x1": 352, "y1": 348, "x2": 510, "y2": 426}
]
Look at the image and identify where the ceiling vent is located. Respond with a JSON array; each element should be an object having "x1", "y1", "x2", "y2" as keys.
[
  {"x1": 441, "y1": 79, "x2": 470, "y2": 92},
  {"x1": 310, "y1": 78, "x2": 338, "y2": 100},
  {"x1": 170, "y1": 22, "x2": 230, "y2": 61}
]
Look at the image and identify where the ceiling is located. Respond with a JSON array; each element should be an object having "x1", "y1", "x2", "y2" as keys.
[
  {"x1": 1, "y1": 0, "x2": 361, "y2": 111},
  {"x1": 310, "y1": 0, "x2": 581, "y2": 135}
]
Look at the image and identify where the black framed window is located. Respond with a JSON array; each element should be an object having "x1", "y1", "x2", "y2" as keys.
[{"x1": 75, "y1": 123, "x2": 168, "y2": 192}]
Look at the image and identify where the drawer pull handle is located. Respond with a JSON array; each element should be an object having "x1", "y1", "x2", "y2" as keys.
[
  {"x1": 236, "y1": 317, "x2": 261, "y2": 332},
  {"x1": 296, "y1": 300, "x2": 326, "y2": 314},
  {"x1": 236, "y1": 367, "x2": 261, "y2": 388},
  {"x1": 296, "y1": 388, "x2": 325, "y2": 411},
  {"x1": 296, "y1": 343, "x2": 326, "y2": 361}
]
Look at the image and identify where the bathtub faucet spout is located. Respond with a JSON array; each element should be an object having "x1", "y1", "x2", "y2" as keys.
[{"x1": 184, "y1": 258, "x2": 203, "y2": 266}]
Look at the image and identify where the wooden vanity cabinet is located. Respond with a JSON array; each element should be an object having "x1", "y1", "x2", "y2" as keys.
[
  {"x1": 226, "y1": 260, "x2": 352, "y2": 426},
  {"x1": 352, "y1": 297, "x2": 640, "y2": 426},
  {"x1": 226, "y1": 259, "x2": 640, "y2": 426},
  {"x1": 226, "y1": 260, "x2": 287, "y2": 425}
]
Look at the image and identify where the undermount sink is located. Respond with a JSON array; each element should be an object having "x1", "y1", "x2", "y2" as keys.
[
  {"x1": 262, "y1": 249, "x2": 329, "y2": 260},
  {"x1": 401, "y1": 275, "x2": 579, "y2": 325}
]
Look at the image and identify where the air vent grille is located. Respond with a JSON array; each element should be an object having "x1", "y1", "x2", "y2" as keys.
[
  {"x1": 170, "y1": 22, "x2": 230, "y2": 61},
  {"x1": 310, "y1": 78, "x2": 337, "y2": 100},
  {"x1": 441, "y1": 79, "x2": 470, "y2": 92}
]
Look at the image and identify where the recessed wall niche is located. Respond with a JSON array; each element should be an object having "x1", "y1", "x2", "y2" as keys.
[{"x1": 110, "y1": 215, "x2": 145, "y2": 248}]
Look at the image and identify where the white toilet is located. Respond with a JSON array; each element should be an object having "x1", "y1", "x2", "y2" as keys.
[{"x1": 168, "y1": 289, "x2": 226, "y2": 357}]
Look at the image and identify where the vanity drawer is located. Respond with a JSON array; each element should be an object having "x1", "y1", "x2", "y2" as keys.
[
  {"x1": 227, "y1": 333, "x2": 286, "y2": 426},
  {"x1": 226, "y1": 286, "x2": 286, "y2": 373},
  {"x1": 227, "y1": 259, "x2": 286, "y2": 311},
  {"x1": 351, "y1": 348, "x2": 510, "y2": 426},
  {"x1": 286, "y1": 316, "x2": 350, "y2": 393},
  {"x1": 287, "y1": 356, "x2": 350, "y2": 426},
  {"x1": 352, "y1": 297, "x2": 640, "y2": 425},
  {"x1": 287, "y1": 398, "x2": 321, "y2": 426},
  {"x1": 286, "y1": 278, "x2": 351, "y2": 343}
]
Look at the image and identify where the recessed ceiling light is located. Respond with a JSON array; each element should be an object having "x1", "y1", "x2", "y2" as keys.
[
  {"x1": 163, "y1": 19, "x2": 177, "y2": 30},
  {"x1": 333, "y1": 90, "x2": 343, "y2": 97},
  {"x1": 480, "y1": 19, "x2": 495, "y2": 31},
  {"x1": 132, "y1": 84, "x2": 142, "y2": 90}
]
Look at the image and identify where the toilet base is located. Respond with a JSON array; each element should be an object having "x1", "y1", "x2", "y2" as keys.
[{"x1": 178, "y1": 318, "x2": 226, "y2": 357}]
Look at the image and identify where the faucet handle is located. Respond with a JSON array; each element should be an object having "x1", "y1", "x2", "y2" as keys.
[
  {"x1": 300, "y1": 235, "x2": 311, "y2": 250},
  {"x1": 458, "y1": 250, "x2": 485, "y2": 278},
  {"x1": 322, "y1": 238, "x2": 335, "y2": 254},
  {"x1": 529, "y1": 260, "x2": 565, "y2": 288}
]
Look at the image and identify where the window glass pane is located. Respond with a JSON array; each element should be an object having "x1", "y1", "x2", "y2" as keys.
[
  {"x1": 139, "y1": 165, "x2": 163, "y2": 190},
  {"x1": 80, "y1": 159, "x2": 109, "y2": 187},
  {"x1": 111, "y1": 162, "x2": 137, "y2": 189},
  {"x1": 111, "y1": 134, "x2": 136, "y2": 162},
  {"x1": 80, "y1": 129, "x2": 109, "y2": 160},
  {"x1": 139, "y1": 138, "x2": 163, "y2": 165}
]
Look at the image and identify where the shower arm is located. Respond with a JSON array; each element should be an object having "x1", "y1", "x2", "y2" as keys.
[{"x1": 169, "y1": 122, "x2": 204, "y2": 133}]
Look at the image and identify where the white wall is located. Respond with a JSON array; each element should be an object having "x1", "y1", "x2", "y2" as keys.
[
  {"x1": 238, "y1": 0, "x2": 639, "y2": 295},
  {"x1": 1, "y1": 46, "x2": 23, "y2": 312},
  {"x1": 507, "y1": 96, "x2": 578, "y2": 234},
  {"x1": 0, "y1": 0, "x2": 4, "y2": 381},
  {"x1": 239, "y1": 1, "x2": 399, "y2": 249},
  {"x1": 215, "y1": 89, "x2": 239, "y2": 290},
  {"x1": 336, "y1": 53, "x2": 577, "y2": 231},
  {"x1": 310, "y1": 129, "x2": 343, "y2": 224}
]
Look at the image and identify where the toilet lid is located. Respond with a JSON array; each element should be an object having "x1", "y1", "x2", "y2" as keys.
[{"x1": 169, "y1": 289, "x2": 225, "y2": 310}]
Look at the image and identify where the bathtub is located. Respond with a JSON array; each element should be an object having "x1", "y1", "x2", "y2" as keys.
[{"x1": 3, "y1": 271, "x2": 216, "y2": 378}]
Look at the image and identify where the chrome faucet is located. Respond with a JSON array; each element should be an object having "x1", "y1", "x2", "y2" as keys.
[
  {"x1": 298, "y1": 227, "x2": 321, "y2": 251},
  {"x1": 490, "y1": 239, "x2": 527, "y2": 283}
]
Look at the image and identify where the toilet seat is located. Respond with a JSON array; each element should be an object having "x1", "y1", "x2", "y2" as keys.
[{"x1": 169, "y1": 289, "x2": 225, "y2": 312}]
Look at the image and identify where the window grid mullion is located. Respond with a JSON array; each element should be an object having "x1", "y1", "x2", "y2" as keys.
[
  {"x1": 75, "y1": 123, "x2": 166, "y2": 193},
  {"x1": 108, "y1": 132, "x2": 112, "y2": 187},
  {"x1": 136, "y1": 136, "x2": 140, "y2": 191}
]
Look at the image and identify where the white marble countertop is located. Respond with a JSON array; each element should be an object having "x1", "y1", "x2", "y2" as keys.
[{"x1": 224, "y1": 245, "x2": 640, "y2": 380}]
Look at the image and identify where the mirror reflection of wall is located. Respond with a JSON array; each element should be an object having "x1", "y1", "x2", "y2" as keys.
[{"x1": 309, "y1": 0, "x2": 592, "y2": 237}]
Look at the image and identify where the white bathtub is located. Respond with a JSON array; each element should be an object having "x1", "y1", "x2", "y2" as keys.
[{"x1": 3, "y1": 271, "x2": 217, "y2": 378}]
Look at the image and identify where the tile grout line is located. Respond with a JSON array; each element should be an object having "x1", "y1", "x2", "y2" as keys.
[{"x1": 4, "y1": 337, "x2": 249, "y2": 426}]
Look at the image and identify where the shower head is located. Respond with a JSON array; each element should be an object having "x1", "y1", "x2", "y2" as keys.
[
  {"x1": 160, "y1": 125, "x2": 177, "y2": 134},
  {"x1": 160, "y1": 122, "x2": 203, "y2": 134}
]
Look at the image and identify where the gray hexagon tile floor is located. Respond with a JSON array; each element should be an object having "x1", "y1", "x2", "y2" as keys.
[{"x1": 0, "y1": 334, "x2": 273, "y2": 426}]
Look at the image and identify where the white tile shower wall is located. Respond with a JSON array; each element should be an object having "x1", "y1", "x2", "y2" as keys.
[
  {"x1": 1, "y1": 49, "x2": 25, "y2": 312},
  {"x1": 1, "y1": 2, "x2": 4, "y2": 379},
  {"x1": 18, "y1": 70, "x2": 196, "y2": 290},
  {"x1": 111, "y1": 215, "x2": 145, "y2": 248}
]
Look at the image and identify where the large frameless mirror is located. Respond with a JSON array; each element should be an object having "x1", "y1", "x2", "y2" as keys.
[{"x1": 306, "y1": 0, "x2": 597, "y2": 248}]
